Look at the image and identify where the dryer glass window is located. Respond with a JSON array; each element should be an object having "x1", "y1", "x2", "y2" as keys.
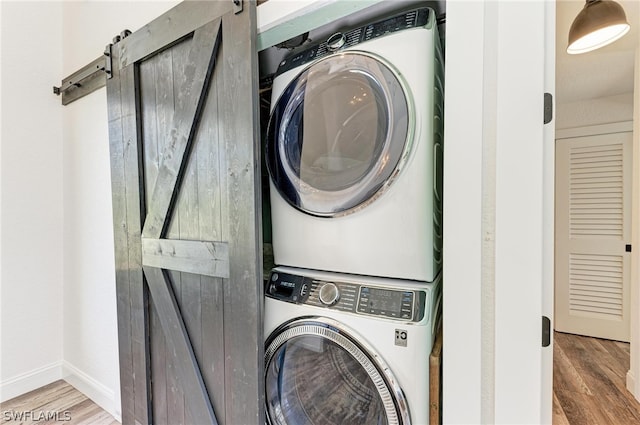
[
  {"x1": 267, "y1": 53, "x2": 410, "y2": 216},
  {"x1": 266, "y1": 335, "x2": 388, "y2": 425},
  {"x1": 264, "y1": 320, "x2": 408, "y2": 425},
  {"x1": 286, "y1": 68, "x2": 385, "y2": 192}
]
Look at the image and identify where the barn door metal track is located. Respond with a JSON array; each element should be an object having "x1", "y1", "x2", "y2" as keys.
[
  {"x1": 53, "y1": 30, "x2": 131, "y2": 106},
  {"x1": 54, "y1": 1, "x2": 245, "y2": 106}
]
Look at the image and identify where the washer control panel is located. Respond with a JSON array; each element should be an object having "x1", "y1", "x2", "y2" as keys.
[
  {"x1": 266, "y1": 270, "x2": 425, "y2": 322},
  {"x1": 357, "y1": 286, "x2": 415, "y2": 320}
]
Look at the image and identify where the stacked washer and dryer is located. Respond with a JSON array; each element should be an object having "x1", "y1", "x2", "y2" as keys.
[{"x1": 263, "y1": 7, "x2": 444, "y2": 425}]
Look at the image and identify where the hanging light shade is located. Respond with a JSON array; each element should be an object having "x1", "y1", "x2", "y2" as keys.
[{"x1": 567, "y1": 0, "x2": 630, "y2": 54}]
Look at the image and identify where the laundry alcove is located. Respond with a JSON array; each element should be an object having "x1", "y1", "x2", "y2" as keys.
[
  {"x1": 51, "y1": 1, "x2": 555, "y2": 424},
  {"x1": 56, "y1": 1, "x2": 448, "y2": 424}
]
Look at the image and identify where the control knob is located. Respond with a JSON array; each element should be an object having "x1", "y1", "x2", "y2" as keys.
[
  {"x1": 327, "y1": 32, "x2": 346, "y2": 51},
  {"x1": 319, "y1": 282, "x2": 340, "y2": 306}
]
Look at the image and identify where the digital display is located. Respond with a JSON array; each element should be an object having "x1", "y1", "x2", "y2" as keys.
[
  {"x1": 357, "y1": 287, "x2": 414, "y2": 319},
  {"x1": 367, "y1": 288, "x2": 403, "y2": 313}
]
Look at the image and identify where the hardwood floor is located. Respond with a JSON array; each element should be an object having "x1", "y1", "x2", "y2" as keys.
[
  {"x1": 554, "y1": 331, "x2": 640, "y2": 425},
  {"x1": 0, "y1": 380, "x2": 119, "y2": 425},
  {"x1": 2, "y1": 339, "x2": 638, "y2": 425}
]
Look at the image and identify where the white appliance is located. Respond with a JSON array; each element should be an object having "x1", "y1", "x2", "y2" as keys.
[
  {"x1": 266, "y1": 7, "x2": 444, "y2": 282},
  {"x1": 264, "y1": 266, "x2": 442, "y2": 425}
]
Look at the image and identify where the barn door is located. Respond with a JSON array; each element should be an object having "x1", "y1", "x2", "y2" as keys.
[{"x1": 106, "y1": 2, "x2": 263, "y2": 425}]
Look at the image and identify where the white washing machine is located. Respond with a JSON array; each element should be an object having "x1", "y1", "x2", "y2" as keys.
[
  {"x1": 266, "y1": 7, "x2": 444, "y2": 282},
  {"x1": 264, "y1": 266, "x2": 442, "y2": 425}
]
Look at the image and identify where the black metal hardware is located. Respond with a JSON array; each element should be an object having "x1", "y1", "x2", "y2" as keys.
[
  {"x1": 542, "y1": 316, "x2": 551, "y2": 347},
  {"x1": 544, "y1": 93, "x2": 553, "y2": 124},
  {"x1": 54, "y1": 29, "x2": 131, "y2": 104},
  {"x1": 104, "y1": 44, "x2": 113, "y2": 79},
  {"x1": 626, "y1": 244, "x2": 632, "y2": 252},
  {"x1": 233, "y1": 0, "x2": 242, "y2": 14},
  {"x1": 53, "y1": 56, "x2": 106, "y2": 97}
]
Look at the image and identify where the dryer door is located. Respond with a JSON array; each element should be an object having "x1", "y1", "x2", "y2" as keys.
[
  {"x1": 264, "y1": 317, "x2": 410, "y2": 425},
  {"x1": 266, "y1": 52, "x2": 411, "y2": 217}
]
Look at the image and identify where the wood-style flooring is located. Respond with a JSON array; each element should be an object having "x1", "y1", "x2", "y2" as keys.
[
  {"x1": 554, "y1": 331, "x2": 640, "y2": 425},
  {"x1": 0, "y1": 380, "x2": 119, "y2": 425},
  {"x1": 2, "y1": 336, "x2": 639, "y2": 425}
]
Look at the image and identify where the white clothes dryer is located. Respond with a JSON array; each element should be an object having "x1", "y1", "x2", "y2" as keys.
[
  {"x1": 264, "y1": 266, "x2": 442, "y2": 425},
  {"x1": 266, "y1": 7, "x2": 444, "y2": 282}
]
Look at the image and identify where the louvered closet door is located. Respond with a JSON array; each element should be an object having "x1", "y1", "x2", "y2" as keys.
[{"x1": 555, "y1": 131, "x2": 632, "y2": 342}]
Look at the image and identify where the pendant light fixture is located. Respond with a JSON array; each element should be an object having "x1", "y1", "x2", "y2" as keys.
[{"x1": 567, "y1": 0, "x2": 631, "y2": 54}]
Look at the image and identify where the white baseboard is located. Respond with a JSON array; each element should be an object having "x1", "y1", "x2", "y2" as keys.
[
  {"x1": 0, "y1": 362, "x2": 63, "y2": 403},
  {"x1": 627, "y1": 370, "x2": 639, "y2": 401},
  {"x1": 62, "y1": 362, "x2": 121, "y2": 422}
]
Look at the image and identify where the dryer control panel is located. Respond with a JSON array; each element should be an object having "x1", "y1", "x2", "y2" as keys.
[
  {"x1": 275, "y1": 7, "x2": 432, "y2": 76},
  {"x1": 266, "y1": 270, "x2": 426, "y2": 322}
]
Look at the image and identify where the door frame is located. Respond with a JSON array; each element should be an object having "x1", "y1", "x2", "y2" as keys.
[
  {"x1": 443, "y1": 1, "x2": 552, "y2": 423},
  {"x1": 630, "y1": 46, "x2": 640, "y2": 401}
]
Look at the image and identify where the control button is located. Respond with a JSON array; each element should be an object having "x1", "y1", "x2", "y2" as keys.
[
  {"x1": 271, "y1": 273, "x2": 278, "y2": 282},
  {"x1": 319, "y1": 283, "x2": 340, "y2": 306},
  {"x1": 327, "y1": 32, "x2": 346, "y2": 51},
  {"x1": 300, "y1": 284, "x2": 308, "y2": 298}
]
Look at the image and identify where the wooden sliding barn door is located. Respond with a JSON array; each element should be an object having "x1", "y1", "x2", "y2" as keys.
[{"x1": 106, "y1": 2, "x2": 262, "y2": 425}]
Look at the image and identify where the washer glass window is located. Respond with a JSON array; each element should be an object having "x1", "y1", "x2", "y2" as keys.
[
  {"x1": 265, "y1": 320, "x2": 408, "y2": 425},
  {"x1": 267, "y1": 52, "x2": 410, "y2": 216}
]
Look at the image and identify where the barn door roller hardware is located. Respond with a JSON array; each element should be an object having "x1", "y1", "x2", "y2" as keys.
[
  {"x1": 53, "y1": 30, "x2": 131, "y2": 106},
  {"x1": 233, "y1": 0, "x2": 243, "y2": 14}
]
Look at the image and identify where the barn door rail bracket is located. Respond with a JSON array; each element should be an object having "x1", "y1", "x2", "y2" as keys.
[{"x1": 53, "y1": 29, "x2": 131, "y2": 106}]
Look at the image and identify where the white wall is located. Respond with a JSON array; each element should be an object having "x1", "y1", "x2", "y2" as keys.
[
  {"x1": 0, "y1": 1, "x2": 64, "y2": 402},
  {"x1": 557, "y1": 93, "x2": 634, "y2": 129},
  {"x1": 61, "y1": 1, "x2": 178, "y2": 419}
]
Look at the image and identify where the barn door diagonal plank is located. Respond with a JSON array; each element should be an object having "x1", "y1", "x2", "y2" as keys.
[
  {"x1": 143, "y1": 266, "x2": 218, "y2": 425},
  {"x1": 143, "y1": 18, "x2": 222, "y2": 240}
]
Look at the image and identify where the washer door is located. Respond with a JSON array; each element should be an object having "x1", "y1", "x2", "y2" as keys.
[
  {"x1": 264, "y1": 317, "x2": 410, "y2": 425},
  {"x1": 266, "y1": 52, "x2": 411, "y2": 217}
]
